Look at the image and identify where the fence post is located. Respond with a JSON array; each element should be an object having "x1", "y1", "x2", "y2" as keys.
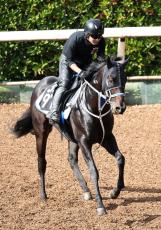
[{"x1": 117, "y1": 37, "x2": 125, "y2": 62}]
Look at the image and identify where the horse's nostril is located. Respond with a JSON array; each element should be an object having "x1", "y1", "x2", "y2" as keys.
[
  {"x1": 116, "y1": 107, "x2": 121, "y2": 112},
  {"x1": 115, "y1": 104, "x2": 126, "y2": 114}
]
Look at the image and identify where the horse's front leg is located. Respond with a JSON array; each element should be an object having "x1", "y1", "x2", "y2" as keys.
[
  {"x1": 102, "y1": 133, "x2": 125, "y2": 199},
  {"x1": 79, "y1": 140, "x2": 106, "y2": 215},
  {"x1": 68, "y1": 142, "x2": 92, "y2": 201}
]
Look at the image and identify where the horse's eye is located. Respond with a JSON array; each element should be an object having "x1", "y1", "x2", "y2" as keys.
[{"x1": 93, "y1": 79, "x2": 98, "y2": 84}]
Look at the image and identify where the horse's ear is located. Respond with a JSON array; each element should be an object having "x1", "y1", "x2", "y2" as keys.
[
  {"x1": 122, "y1": 57, "x2": 129, "y2": 66},
  {"x1": 115, "y1": 56, "x2": 123, "y2": 62},
  {"x1": 107, "y1": 56, "x2": 113, "y2": 68}
]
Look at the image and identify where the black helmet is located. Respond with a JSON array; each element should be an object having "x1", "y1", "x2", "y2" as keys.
[{"x1": 84, "y1": 19, "x2": 104, "y2": 37}]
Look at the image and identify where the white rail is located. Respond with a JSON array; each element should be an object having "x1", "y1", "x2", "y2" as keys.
[
  {"x1": 0, "y1": 81, "x2": 40, "y2": 86},
  {"x1": 0, "y1": 26, "x2": 160, "y2": 41},
  {"x1": 0, "y1": 26, "x2": 160, "y2": 77}
]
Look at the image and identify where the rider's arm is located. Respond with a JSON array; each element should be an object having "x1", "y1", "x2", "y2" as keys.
[
  {"x1": 69, "y1": 63, "x2": 82, "y2": 74},
  {"x1": 62, "y1": 32, "x2": 84, "y2": 74}
]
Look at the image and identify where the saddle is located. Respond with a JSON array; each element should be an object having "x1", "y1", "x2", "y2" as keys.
[{"x1": 35, "y1": 77, "x2": 82, "y2": 142}]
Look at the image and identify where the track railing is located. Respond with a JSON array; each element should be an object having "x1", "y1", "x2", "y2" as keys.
[{"x1": 0, "y1": 26, "x2": 161, "y2": 60}]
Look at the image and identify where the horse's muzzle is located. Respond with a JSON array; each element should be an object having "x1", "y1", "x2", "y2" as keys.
[{"x1": 112, "y1": 101, "x2": 126, "y2": 114}]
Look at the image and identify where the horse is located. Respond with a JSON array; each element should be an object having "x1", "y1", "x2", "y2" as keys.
[{"x1": 12, "y1": 56, "x2": 128, "y2": 215}]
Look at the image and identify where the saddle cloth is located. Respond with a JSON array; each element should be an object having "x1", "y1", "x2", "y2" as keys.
[{"x1": 35, "y1": 82, "x2": 82, "y2": 123}]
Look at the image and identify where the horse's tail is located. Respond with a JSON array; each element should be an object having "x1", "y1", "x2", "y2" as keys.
[{"x1": 11, "y1": 108, "x2": 33, "y2": 138}]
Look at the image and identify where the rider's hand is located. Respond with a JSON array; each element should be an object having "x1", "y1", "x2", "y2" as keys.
[
  {"x1": 96, "y1": 56, "x2": 106, "y2": 63},
  {"x1": 78, "y1": 70, "x2": 86, "y2": 80}
]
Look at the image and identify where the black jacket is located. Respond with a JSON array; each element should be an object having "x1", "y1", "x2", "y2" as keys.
[{"x1": 62, "y1": 31, "x2": 105, "y2": 69}]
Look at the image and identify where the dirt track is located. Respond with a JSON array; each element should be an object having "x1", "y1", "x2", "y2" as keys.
[{"x1": 1, "y1": 103, "x2": 161, "y2": 230}]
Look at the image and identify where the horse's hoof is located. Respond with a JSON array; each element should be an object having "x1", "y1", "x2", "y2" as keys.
[
  {"x1": 97, "y1": 207, "x2": 107, "y2": 216},
  {"x1": 83, "y1": 192, "x2": 92, "y2": 201},
  {"x1": 109, "y1": 188, "x2": 120, "y2": 199},
  {"x1": 40, "y1": 194, "x2": 48, "y2": 201}
]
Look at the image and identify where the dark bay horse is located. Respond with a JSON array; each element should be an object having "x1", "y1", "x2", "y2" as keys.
[{"x1": 12, "y1": 57, "x2": 128, "y2": 215}]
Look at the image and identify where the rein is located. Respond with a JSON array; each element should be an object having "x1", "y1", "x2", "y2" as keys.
[
  {"x1": 82, "y1": 80, "x2": 111, "y2": 118},
  {"x1": 81, "y1": 80, "x2": 110, "y2": 147},
  {"x1": 82, "y1": 79, "x2": 125, "y2": 118}
]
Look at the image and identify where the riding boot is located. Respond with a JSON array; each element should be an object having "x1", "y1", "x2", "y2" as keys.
[{"x1": 46, "y1": 86, "x2": 65, "y2": 123}]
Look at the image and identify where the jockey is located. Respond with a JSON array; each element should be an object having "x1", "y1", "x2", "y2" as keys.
[{"x1": 46, "y1": 18, "x2": 106, "y2": 123}]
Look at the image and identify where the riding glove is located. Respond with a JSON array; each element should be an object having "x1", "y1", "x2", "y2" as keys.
[{"x1": 78, "y1": 70, "x2": 87, "y2": 80}]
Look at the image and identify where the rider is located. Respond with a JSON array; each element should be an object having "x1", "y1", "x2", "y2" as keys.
[{"x1": 46, "y1": 18, "x2": 106, "y2": 123}]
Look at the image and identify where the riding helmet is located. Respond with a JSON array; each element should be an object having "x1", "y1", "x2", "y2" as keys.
[{"x1": 84, "y1": 19, "x2": 104, "y2": 37}]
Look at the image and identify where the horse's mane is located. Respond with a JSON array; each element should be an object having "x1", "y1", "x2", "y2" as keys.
[
  {"x1": 84, "y1": 56, "x2": 124, "y2": 81},
  {"x1": 85, "y1": 59, "x2": 106, "y2": 81}
]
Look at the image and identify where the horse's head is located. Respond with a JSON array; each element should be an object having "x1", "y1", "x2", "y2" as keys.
[
  {"x1": 101, "y1": 57, "x2": 128, "y2": 114},
  {"x1": 83, "y1": 56, "x2": 128, "y2": 116}
]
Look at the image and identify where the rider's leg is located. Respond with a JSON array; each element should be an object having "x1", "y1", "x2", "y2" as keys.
[
  {"x1": 46, "y1": 84, "x2": 66, "y2": 122},
  {"x1": 46, "y1": 54, "x2": 72, "y2": 123}
]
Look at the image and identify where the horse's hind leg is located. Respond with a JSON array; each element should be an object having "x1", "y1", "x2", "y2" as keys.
[
  {"x1": 68, "y1": 142, "x2": 92, "y2": 201},
  {"x1": 33, "y1": 115, "x2": 52, "y2": 200},
  {"x1": 102, "y1": 133, "x2": 125, "y2": 199}
]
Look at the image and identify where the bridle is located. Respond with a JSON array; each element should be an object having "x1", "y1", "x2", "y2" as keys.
[
  {"x1": 81, "y1": 62, "x2": 125, "y2": 118},
  {"x1": 104, "y1": 62, "x2": 125, "y2": 100},
  {"x1": 80, "y1": 62, "x2": 125, "y2": 146}
]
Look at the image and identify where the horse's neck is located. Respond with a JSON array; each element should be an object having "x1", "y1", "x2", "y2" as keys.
[{"x1": 83, "y1": 79, "x2": 107, "y2": 112}]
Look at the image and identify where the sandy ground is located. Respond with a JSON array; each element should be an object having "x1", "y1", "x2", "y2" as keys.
[{"x1": 1, "y1": 103, "x2": 161, "y2": 230}]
